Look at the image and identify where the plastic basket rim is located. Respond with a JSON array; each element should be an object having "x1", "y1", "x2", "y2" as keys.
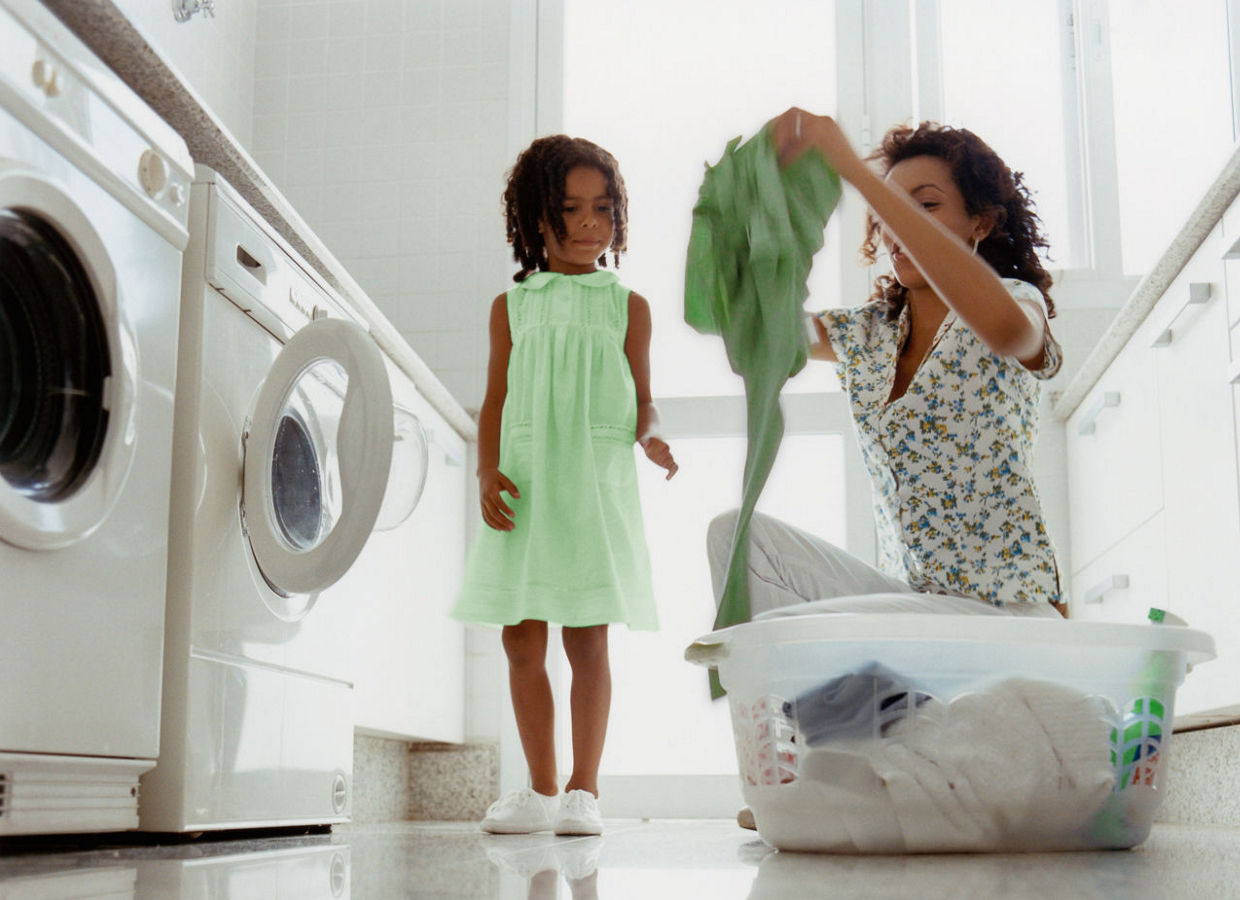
[{"x1": 685, "y1": 610, "x2": 1217, "y2": 667}]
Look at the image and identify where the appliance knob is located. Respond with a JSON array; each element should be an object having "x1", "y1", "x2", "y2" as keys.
[
  {"x1": 31, "y1": 59, "x2": 60, "y2": 97},
  {"x1": 138, "y1": 149, "x2": 169, "y2": 198},
  {"x1": 331, "y1": 773, "x2": 348, "y2": 813},
  {"x1": 329, "y1": 852, "x2": 347, "y2": 896},
  {"x1": 168, "y1": 182, "x2": 187, "y2": 207}
]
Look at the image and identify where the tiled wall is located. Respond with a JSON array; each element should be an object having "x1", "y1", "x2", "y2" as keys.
[
  {"x1": 249, "y1": 0, "x2": 515, "y2": 411},
  {"x1": 109, "y1": 0, "x2": 260, "y2": 147}
]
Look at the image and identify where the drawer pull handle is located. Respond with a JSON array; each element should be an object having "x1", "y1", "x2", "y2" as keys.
[
  {"x1": 1151, "y1": 281, "x2": 1211, "y2": 347},
  {"x1": 1084, "y1": 574, "x2": 1129, "y2": 604},
  {"x1": 1077, "y1": 391, "x2": 1121, "y2": 435},
  {"x1": 236, "y1": 244, "x2": 267, "y2": 284}
]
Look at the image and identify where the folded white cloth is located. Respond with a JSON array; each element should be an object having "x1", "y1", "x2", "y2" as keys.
[
  {"x1": 884, "y1": 678, "x2": 1115, "y2": 849},
  {"x1": 788, "y1": 677, "x2": 1116, "y2": 851}
]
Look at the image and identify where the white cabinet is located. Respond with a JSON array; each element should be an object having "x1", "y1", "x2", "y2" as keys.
[
  {"x1": 1070, "y1": 512, "x2": 1168, "y2": 626},
  {"x1": 1065, "y1": 325, "x2": 1162, "y2": 572},
  {"x1": 1066, "y1": 222, "x2": 1240, "y2": 716},
  {"x1": 339, "y1": 363, "x2": 468, "y2": 743}
]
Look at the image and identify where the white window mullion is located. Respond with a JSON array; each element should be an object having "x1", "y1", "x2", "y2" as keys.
[
  {"x1": 1058, "y1": 0, "x2": 1092, "y2": 271},
  {"x1": 1073, "y1": 0, "x2": 1124, "y2": 278},
  {"x1": 911, "y1": 0, "x2": 943, "y2": 124},
  {"x1": 1230, "y1": 0, "x2": 1240, "y2": 140}
]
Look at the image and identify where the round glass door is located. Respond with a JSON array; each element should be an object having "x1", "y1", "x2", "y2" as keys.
[
  {"x1": 243, "y1": 316, "x2": 393, "y2": 601},
  {"x1": 0, "y1": 177, "x2": 132, "y2": 551},
  {"x1": 373, "y1": 404, "x2": 428, "y2": 532}
]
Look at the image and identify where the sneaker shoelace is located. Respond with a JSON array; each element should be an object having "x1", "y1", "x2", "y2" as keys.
[
  {"x1": 561, "y1": 791, "x2": 596, "y2": 819},
  {"x1": 488, "y1": 788, "x2": 537, "y2": 816}
]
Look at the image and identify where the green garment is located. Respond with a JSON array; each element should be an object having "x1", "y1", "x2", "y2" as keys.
[
  {"x1": 452, "y1": 270, "x2": 657, "y2": 631},
  {"x1": 683, "y1": 125, "x2": 841, "y2": 696}
]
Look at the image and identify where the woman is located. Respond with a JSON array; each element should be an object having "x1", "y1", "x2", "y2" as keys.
[{"x1": 708, "y1": 110, "x2": 1067, "y2": 624}]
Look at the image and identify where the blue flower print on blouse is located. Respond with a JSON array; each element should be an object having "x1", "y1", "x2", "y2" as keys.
[{"x1": 821, "y1": 279, "x2": 1063, "y2": 606}]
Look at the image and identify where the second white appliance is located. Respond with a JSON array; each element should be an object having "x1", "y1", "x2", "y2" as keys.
[{"x1": 139, "y1": 167, "x2": 403, "y2": 832}]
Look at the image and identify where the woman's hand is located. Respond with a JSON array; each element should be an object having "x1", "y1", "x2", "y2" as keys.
[
  {"x1": 640, "y1": 437, "x2": 679, "y2": 480},
  {"x1": 770, "y1": 108, "x2": 866, "y2": 183},
  {"x1": 478, "y1": 467, "x2": 520, "y2": 531}
]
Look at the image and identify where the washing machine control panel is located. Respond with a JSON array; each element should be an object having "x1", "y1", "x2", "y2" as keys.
[
  {"x1": 205, "y1": 184, "x2": 364, "y2": 343},
  {"x1": 0, "y1": 2, "x2": 193, "y2": 243}
]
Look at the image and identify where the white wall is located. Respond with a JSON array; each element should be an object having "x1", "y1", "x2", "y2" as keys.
[
  {"x1": 248, "y1": 0, "x2": 514, "y2": 411},
  {"x1": 110, "y1": 0, "x2": 259, "y2": 147}
]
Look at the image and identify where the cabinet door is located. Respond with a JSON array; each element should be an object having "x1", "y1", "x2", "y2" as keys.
[
  {"x1": 1221, "y1": 192, "x2": 1240, "y2": 328},
  {"x1": 1155, "y1": 226, "x2": 1240, "y2": 715},
  {"x1": 1069, "y1": 511, "x2": 1168, "y2": 625},
  {"x1": 1065, "y1": 318, "x2": 1164, "y2": 573},
  {"x1": 343, "y1": 379, "x2": 468, "y2": 744}
]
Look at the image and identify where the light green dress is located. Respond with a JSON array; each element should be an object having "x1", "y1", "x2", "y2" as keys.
[{"x1": 452, "y1": 270, "x2": 658, "y2": 630}]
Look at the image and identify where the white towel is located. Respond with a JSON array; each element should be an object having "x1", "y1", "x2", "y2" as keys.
[
  {"x1": 788, "y1": 678, "x2": 1116, "y2": 851},
  {"x1": 886, "y1": 678, "x2": 1115, "y2": 847}
]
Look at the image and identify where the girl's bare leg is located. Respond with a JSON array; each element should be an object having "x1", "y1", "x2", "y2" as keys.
[
  {"x1": 561, "y1": 624, "x2": 611, "y2": 796},
  {"x1": 502, "y1": 620, "x2": 557, "y2": 796}
]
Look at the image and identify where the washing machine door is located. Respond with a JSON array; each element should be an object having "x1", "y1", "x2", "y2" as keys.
[
  {"x1": 0, "y1": 174, "x2": 135, "y2": 550},
  {"x1": 242, "y1": 316, "x2": 393, "y2": 598}
]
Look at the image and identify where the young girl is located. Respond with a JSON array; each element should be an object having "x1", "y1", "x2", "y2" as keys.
[
  {"x1": 709, "y1": 110, "x2": 1066, "y2": 629},
  {"x1": 452, "y1": 135, "x2": 678, "y2": 836}
]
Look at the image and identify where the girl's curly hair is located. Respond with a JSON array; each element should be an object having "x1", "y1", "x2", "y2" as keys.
[
  {"x1": 502, "y1": 135, "x2": 628, "y2": 282},
  {"x1": 860, "y1": 122, "x2": 1055, "y2": 320}
]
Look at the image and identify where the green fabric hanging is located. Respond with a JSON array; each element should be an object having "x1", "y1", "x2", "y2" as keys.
[{"x1": 684, "y1": 124, "x2": 842, "y2": 697}]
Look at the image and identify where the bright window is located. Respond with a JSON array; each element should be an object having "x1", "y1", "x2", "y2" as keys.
[
  {"x1": 937, "y1": 1, "x2": 1081, "y2": 269},
  {"x1": 562, "y1": 0, "x2": 839, "y2": 398},
  {"x1": 1107, "y1": 0, "x2": 1235, "y2": 275}
]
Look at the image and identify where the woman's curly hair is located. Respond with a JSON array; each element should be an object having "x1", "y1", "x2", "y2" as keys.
[
  {"x1": 502, "y1": 135, "x2": 628, "y2": 282},
  {"x1": 860, "y1": 122, "x2": 1055, "y2": 320}
]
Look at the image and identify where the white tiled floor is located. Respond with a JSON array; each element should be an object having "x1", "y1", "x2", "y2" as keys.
[{"x1": 2, "y1": 819, "x2": 1239, "y2": 898}]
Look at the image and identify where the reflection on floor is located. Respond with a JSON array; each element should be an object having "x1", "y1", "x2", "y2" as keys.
[{"x1": 2, "y1": 819, "x2": 1240, "y2": 898}]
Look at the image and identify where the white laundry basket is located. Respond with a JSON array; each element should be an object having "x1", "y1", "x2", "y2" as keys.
[{"x1": 686, "y1": 599, "x2": 1215, "y2": 853}]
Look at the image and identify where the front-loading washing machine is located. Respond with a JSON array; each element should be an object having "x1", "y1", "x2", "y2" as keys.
[
  {"x1": 0, "y1": 0, "x2": 191, "y2": 834},
  {"x1": 138, "y1": 167, "x2": 407, "y2": 832}
]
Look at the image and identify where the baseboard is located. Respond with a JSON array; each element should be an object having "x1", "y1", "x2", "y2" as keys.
[
  {"x1": 351, "y1": 734, "x2": 410, "y2": 824},
  {"x1": 1159, "y1": 722, "x2": 1240, "y2": 826},
  {"x1": 407, "y1": 741, "x2": 498, "y2": 821}
]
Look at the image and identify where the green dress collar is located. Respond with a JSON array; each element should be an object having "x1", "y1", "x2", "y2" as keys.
[{"x1": 519, "y1": 270, "x2": 618, "y2": 290}]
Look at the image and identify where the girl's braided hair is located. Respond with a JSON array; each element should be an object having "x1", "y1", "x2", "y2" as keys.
[
  {"x1": 860, "y1": 122, "x2": 1055, "y2": 320},
  {"x1": 503, "y1": 135, "x2": 628, "y2": 282}
]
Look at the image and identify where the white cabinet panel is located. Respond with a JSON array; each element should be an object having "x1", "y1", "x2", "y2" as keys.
[
  {"x1": 1225, "y1": 254, "x2": 1240, "y2": 329},
  {"x1": 1155, "y1": 277, "x2": 1239, "y2": 615},
  {"x1": 341, "y1": 366, "x2": 467, "y2": 744},
  {"x1": 1067, "y1": 220, "x2": 1240, "y2": 717},
  {"x1": 1070, "y1": 512, "x2": 1168, "y2": 626},
  {"x1": 1221, "y1": 191, "x2": 1240, "y2": 327},
  {"x1": 1154, "y1": 231, "x2": 1240, "y2": 716},
  {"x1": 1065, "y1": 328, "x2": 1163, "y2": 572}
]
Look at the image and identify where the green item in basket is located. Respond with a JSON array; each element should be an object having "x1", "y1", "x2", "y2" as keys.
[{"x1": 684, "y1": 124, "x2": 842, "y2": 697}]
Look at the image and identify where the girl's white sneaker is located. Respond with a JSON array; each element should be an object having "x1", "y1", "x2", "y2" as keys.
[
  {"x1": 553, "y1": 789, "x2": 604, "y2": 835},
  {"x1": 480, "y1": 788, "x2": 559, "y2": 834}
]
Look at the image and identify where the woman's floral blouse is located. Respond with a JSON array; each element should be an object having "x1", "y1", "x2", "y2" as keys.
[{"x1": 821, "y1": 278, "x2": 1063, "y2": 607}]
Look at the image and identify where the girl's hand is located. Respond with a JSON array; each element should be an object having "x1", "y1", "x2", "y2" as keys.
[
  {"x1": 478, "y1": 467, "x2": 520, "y2": 531},
  {"x1": 640, "y1": 437, "x2": 679, "y2": 480},
  {"x1": 770, "y1": 107, "x2": 866, "y2": 183}
]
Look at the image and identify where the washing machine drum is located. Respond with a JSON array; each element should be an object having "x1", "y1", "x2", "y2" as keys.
[
  {"x1": 0, "y1": 208, "x2": 110, "y2": 506},
  {"x1": 0, "y1": 203, "x2": 122, "y2": 545}
]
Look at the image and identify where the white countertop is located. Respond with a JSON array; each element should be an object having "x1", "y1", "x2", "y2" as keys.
[
  {"x1": 38, "y1": 0, "x2": 477, "y2": 442},
  {"x1": 1052, "y1": 138, "x2": 1240, "y2": 421}
]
